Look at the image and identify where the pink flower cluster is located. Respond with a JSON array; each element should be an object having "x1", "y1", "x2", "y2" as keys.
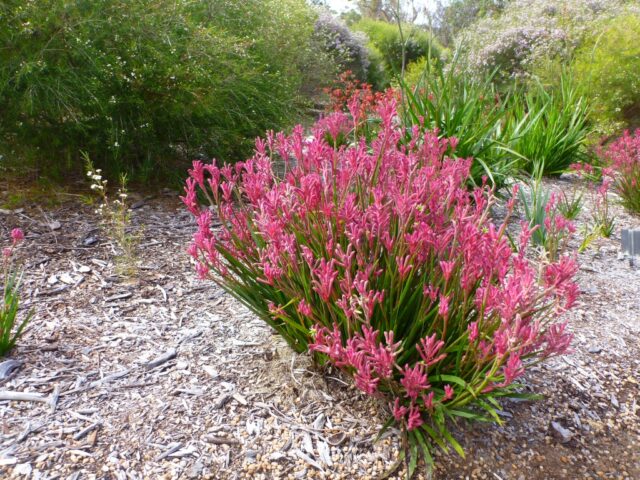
[
  {"x1": 3, "y1": 228, "x2": 24, "y2": 260},
  {"x1": 309, "y1": 325, "x2": 456, "y2": 430},
  {"x1": 183, "y1": 97, "x2": 578, "y2": 432},
  {"x1": 539, "y1": 192, "x2": 576, "y2": 261},
  {"x1": 310, "y1": 324, "x2": 400, "y2": 394},
  {"x1": 602, "y1": 129, "x2": 640, "y2": 213},
  {"x1": 604, "y1": 129, "x2": 640, "y2": 182}
]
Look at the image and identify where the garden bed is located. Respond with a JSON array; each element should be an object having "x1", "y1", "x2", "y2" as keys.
[{"x1": 0, "y1": 177, "x2": 638, "y2": 479}]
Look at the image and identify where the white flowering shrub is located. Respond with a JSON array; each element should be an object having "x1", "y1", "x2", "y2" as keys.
[{"x1": 458, "y1": 0, "x2": 630, "y2": 80}]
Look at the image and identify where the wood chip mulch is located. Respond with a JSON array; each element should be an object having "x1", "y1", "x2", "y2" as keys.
[{"x1": 0, "y1": 176, "x2": 638, "y2": 480}]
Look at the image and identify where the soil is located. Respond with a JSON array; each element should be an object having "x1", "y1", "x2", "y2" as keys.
[{"x1": 0, "y1": 176, "x2": 638, "y2": 480}]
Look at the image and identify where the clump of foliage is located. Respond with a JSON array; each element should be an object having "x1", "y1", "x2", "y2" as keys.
[
  {"x1": 402, "y1": 60, "x2": 590, "y2": 183},
  {"x1": 557, "y1": 189, "x2": 583, "y2": 221},
  {"x1": 401, "y1": 57, "x2": 514, "y2": 188},
  {"x1": 506, "y1": 75, "x2": 591, "y2": 175},
  {"x1": 567, "y1": 162, "x2": 616, "y2": 245},
  {"x1": 0, "y1": 0, "x2": 332, "y2": 179},
  {"x1": 352, "y1": 18, "x2": 443, "y2": 88},
  {"x1": 591, "y1": 176, "x2": 615, "y2": 237},
  {"x1": 571, "y1": 11, "x2": 640, "y2": 137},
  {"x1": 517, "y1": 175, "x2": 576, "y2": 262},
  {"x1": 183, "y1": 97, "x2": 578, "y2": 474},
  {"x1": 1, "y1": 229, "x2": 31, "y2": 356},
  {"x1": 601, "y1": 130, "x2": 640, "y2": 214}
]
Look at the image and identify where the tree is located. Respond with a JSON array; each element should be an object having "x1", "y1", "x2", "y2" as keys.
[{"x1": 356, "y1": 0, "x2": 422, "y2": 23}]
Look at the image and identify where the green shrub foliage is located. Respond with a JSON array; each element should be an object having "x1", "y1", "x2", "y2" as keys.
[
  {"x1": 0, "y1": 0, "x2": 332, "y2": 178},
  {"x1": 352, "y1": 18, "x2": 443, "y2": 88},
  {"x1": 506, "y1": 76, "x2": 591, "y2": 175},
  {"x1": 572, "y1": 11, "x2": 640, "y2": 136}
]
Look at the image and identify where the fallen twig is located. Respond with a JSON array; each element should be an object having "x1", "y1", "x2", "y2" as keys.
[
  {"x1": 146, "y1": 349, "x2": 177, "y2": 370},
  {"x1": 73, "y1": 423, "x2": 101, "y2": 441},
  {"x1": 155, "y1": 442, "x2": 182, "y2": 461},
  {"x1": 205, "y1": 435, "x2": 240, "y2": 445},
  {"x1": 0, "y1": 385, "x2": 59, "y2": 412}
]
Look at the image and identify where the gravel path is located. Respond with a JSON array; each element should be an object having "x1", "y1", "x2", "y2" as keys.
[{"x1": 0, "y1": 177, "x2": 638, "y2": 479}]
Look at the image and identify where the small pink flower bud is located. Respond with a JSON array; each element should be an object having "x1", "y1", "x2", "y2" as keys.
[
  {"x1": 297, "y1": 299, "x2": 313, "y2": 317},
  {"x1": 11, "y1": 228, "x2": 24, "y2": 243},
  {"x1": 406, "y1": 404, "x2": 423, "y2": 430},
  {"x1": 443, "y1": 384, "x2": 454, "y2": 401},
  {"x1": 438, "y1": 294, "x2": 450, "y2": 319},
  {"x1": 439, "y1": 260, "x2": 455, "y2": 282},
  {"x1": 467, "y1": 321, "x2": 479, "y2": 342},
  {"x1": 392, "y1": 399, "x2": 408, "y2": 421},
  {"x1": 195, "y1": 262, "x2": 209, "y2": 280}
]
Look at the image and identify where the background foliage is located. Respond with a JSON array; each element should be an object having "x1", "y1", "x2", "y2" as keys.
[
  {"x1": 0, "y1": 0, "x2": 333, "y2": 180},
  {"x1": 351, "y1": 18, "x2": 443, "y2": 88},
  {"x1": 571, "y1": 10, "x2": 640, "y2": 137},
  {"x1": 314, "y1": 11, "x2": 371, "y2": 83},
  {"x1": 457, "y1": 0, "x2": 631, "y2": 82}
]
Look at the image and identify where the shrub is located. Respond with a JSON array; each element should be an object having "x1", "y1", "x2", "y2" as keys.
[
  {"x1": 324, "y1": 71, "x2": 389, "y2": 116},
  {"x1": 601, "y1": 130, "x2": 640, "y2": 214},
  {"x1": 0, "y1": 0, "x2": 330, "y2": 179},
  {"x1": 314, "y1": 11, "x2": 371, "y2": 83},
  {"x1": 459, "y1": 0, "x2": 629, "y2": 82},
  {"x1": 352, "y1": 18, "x2": 443, "y2": 88},
  {"x1": 572, "y1": 11, "x2": 640, "y2": 136},
  {"x1": 433, "y1": 0, "x2": 508, "y2": 47},
  {"x1": 184, "y1": 97, "x2": 578, "y2": 470},
  {"x1": 1, "y1": 229, "x2": 31, "y2": 356},
  {"x1": 403, "y1": 57, "x2": 430, "y2": 88}
]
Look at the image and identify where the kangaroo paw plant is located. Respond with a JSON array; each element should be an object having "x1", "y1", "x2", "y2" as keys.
[
  {"x1": 183, "y1": 97, "x2": 578, "y2": 476},
  {"x1": 602, "y1": 129, "x2": 640, "y2": 215},
  {"x1": 1, "y1": 229, "x2": 31, "y2": 356}
]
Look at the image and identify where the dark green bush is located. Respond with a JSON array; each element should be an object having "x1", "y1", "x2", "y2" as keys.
[
  {"x1": 0, "y1": 0, "x2": 331, "y2": 180},
  {"x1": 352, "y1": 18, "x2": 443, "y2": 88}
]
